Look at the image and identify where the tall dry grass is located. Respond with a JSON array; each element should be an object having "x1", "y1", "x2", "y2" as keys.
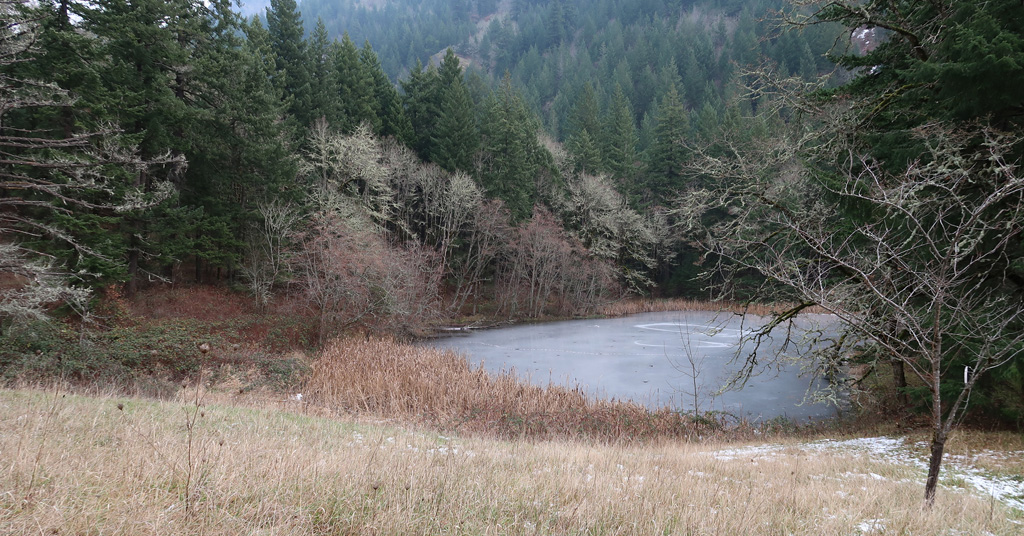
[
  {"x1": 1, "y1": 388, "x2": 1020, "y2": 535},
  {"x1": 600, "y1": 298, "x2": 828, "y2": 317},
  {"x1": 305, "y1": 336, "x2": 724, "y2": 442}
]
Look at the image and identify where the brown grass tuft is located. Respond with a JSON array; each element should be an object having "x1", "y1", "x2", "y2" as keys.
[{"x1": 306, "y1": 336, "x2": 724, "y2": 442}]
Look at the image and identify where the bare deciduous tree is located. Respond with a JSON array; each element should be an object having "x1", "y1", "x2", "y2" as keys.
[
  {"x1": 679, "y1": 101, "x2": 1024, "y2": 504},
  {"x1": 563, "y1": 172, "x2": 664, "y2": 293},
  {"x1": 293, "y1": 207, "x2": 439, "y2": 342},
  {"x1": 296, "y1": 121, "x2": 441, "y2": 339},
  {"x1": 240, "y1": 200, "x2": 299, "y2": 310},
  {"x1": 499, "y1": 206, "x2": 617, "y2": 317},
  {"x1": 448, "y1": 198, "x2": 510, "y2": 314}
]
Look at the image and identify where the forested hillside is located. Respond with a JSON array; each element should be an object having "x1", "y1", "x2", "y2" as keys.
[{"x1": 298, "y1": 0, "x2": 842, "y2": 206}]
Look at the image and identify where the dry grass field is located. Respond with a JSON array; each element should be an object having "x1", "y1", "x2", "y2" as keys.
[{"x1": 2, "y1": 386, "x2": 1022, "y2": 535}]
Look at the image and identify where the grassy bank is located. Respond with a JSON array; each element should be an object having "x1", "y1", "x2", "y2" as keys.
[{"x1": 2, "y1": 388, "x2": 1021, "y2": 535}]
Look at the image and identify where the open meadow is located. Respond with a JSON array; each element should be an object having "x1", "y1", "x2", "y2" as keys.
[{"x1": 2, "y1": 387, "x2": 1022, "y2": 535}]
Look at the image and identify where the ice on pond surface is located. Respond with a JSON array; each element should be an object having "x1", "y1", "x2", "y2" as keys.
[{"x1": 423, "y1": 311, "x2": 840, "y2": 420}]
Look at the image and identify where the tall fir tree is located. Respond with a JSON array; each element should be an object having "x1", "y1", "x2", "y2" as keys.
[
  {"x1": 1, "y1": 0, "x2": 179, "y2": 321},
  {"x1": 266, "y1": 0, "x2": 312, "y2": 130},
  {"x1": 78, "y1": 0, "x2": 202, "y2": 292},
  {"x1": 565, "y1": 129, "x2": 603, "y2": 175},
  {"x1": 400, "y1": 60, "x2": 441, "y2": 160},
  {"x1": 546, "y1": 0, "x2": 568, "y2": 48},
  {"x1": 643, "y1": 83, "x2": 690, "y2": 204},
  {"x1": 431, "y1": 49, "x2": 479, "y2": 173},
  {"x1": 332, "y1": 32, "x2": 377, "y2": 132},
  {"x1": 307, "y1": 18, "x2": 342, "y2": 127},
  {"x1": 478, "y1": 74, "x2": 542, "y2": 221},
  {"x1": 360, "y1": 41, "x2": 412, "y2": 143},
  {"x1": 4, "y1": 0, "x2": 132, "y2": 286},
  {"x1": 601, "y1": 84, "x2": 638, "y2": 184},
  {"x1": 566, "y1": 82, "x2": 602, "y2": 141},
  {"x1": 179, "y1": 4, "x2": 296, "y2": 281}
]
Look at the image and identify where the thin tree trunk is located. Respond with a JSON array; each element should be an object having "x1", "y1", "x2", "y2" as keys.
[
  {"x1": 925, "y1": 337, "x2": 945, "y2": 507},
  {"x1": 127, "y1": 231, "x2": 139, "y2": 297},
  {"x1": 924, "y1": 432, "x2": 946, "y2": 506}
]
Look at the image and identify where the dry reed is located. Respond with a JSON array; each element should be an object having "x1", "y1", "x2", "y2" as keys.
[
  {"x1": 305, "y1": 336, "x2": 722, "y2": 442},
  {"x1": 600, "y1": 298, "x2": 828, "y2": 317},
  {"x1": 1, "y1": 388, "x2": 1020, "y2": 535}
]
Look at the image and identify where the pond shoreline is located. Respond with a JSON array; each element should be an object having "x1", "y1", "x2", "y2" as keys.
[{"x1": 421, "y1": 310, "x2": 843, "y2": 422}]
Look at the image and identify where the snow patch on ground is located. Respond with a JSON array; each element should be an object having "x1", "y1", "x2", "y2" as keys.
[
  {"x1": 855, "y1": 518, "x2": 886, "y2": 534},
  {"x1": 710, "y1": 444, "x2": 781, "y2": 461},
  {"x1": 708, "y1": 436, "x2": 1024, "y2": 512}
]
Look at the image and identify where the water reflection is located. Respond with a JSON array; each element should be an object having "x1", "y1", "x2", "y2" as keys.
[{"x1": 422, "y1": 311, "x2": 839, "y2": 422}]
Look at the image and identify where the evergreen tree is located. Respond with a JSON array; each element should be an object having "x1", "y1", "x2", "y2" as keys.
[
  {"x1": 643, "y1": 83, "x2": 690, "y2": 202},
  {"x1": 400, "y1": 60, "x2": 441, "y2": 159},
  {"x1": 1, "y1": 0, "x2": 177, "y2": 323},
  {"x1": 637, "y1": 107, "x2": 657, "y2": 156},
  {"x1": 478, "y1": 75, "x2": 541, "y2": 221},
  {"x1": 244, "y1": 17, "x2": 291, "y2": 115},
  {"x1": 180, "y1": 6, "x2": 296, "y2": 282},
  {"x1": 546, "y1": 0, "x2": 568, "y2": 48},
  {"x1": 78, "y1": 0, "x2": 295, "y2": 285},
  {"x1": 78, "y1": 0, "x2": 200, "y2": 292},
  {"x1": 565, "y1": 129, "x2": 603, "y2": 175},
  {"x1": 360, "y1": 41, "x2": 412, "y2": 143},
  {"x1": 431, "y1": 49, "x2": 478, "y2": 173},
  {"x1": 731, "y1": 11, "x2": 760, "y2": 69},
  {"x1": 693, "y1": 100, "x2": 719, "y2": 142},
  {"x1": 566, "y1": 82, "x2": 602, "y2": 141},
  {"x1": 333, "y1": 32, "x2": 377, "y2": 132},
  {"x1": 307, "y1": 18, "x2": 341, "y2": 126},
  {"x1": 601, "y1": 85, "x2": 638, "y2": 183},
  {"x1": 20, "y1": 0, "x2": 105, "y2": 136},
  {"x1": 266, "y1": 0, "x2": 312, "y2": 129}
]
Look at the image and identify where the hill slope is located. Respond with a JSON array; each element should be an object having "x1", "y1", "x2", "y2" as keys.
[
  {"x1": 3, "y1": 388, "x2": 1022, "y2": 534},
  {"x1": 296, "y1": 0, "x2": 840, "y2": 134}
]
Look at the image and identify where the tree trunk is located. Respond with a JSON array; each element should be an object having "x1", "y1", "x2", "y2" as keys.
[
  {"x1": 891, "y1": 358, "x2": 908, "y2": 408},
  {"x1": 924, "y1": 432, "x2": 946, "y2": 507},
  {"x1": 127, "y1": 232, "x2": 140, "y2": 297}
]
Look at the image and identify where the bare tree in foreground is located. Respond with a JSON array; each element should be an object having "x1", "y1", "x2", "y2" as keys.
[{"x1": 679, "y1": 97, "x2": 1024, "y2": 504}]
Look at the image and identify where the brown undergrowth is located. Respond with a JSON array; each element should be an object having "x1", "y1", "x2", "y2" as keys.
[{"x1": 306, "y1": 336, "x2": 757, "y2": 443}]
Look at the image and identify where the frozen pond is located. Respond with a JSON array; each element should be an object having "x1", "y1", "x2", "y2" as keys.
[{"x1": 422, "y1": 311, "x2": 840, "y2": 421}]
